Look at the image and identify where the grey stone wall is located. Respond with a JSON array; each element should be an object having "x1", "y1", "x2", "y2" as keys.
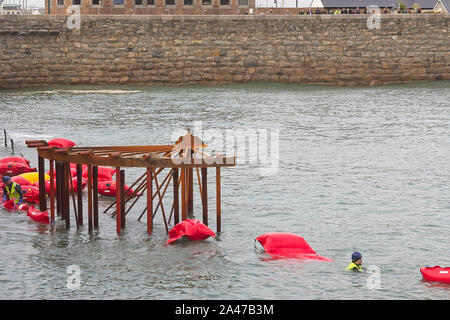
[{"x1": 0, "y1": 14, "x2": 449, "y2": 89}]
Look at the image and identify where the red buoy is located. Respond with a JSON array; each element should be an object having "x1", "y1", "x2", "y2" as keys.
[
  {"x1": 27, "y1": 206, "x2": 50, "y2": 224},
  {"x1": 0, "y1": 157, "x2": 31, "y2": 166},
  {"x1": 11, "y1": 176, "x2": 33, "y2": 186},
  {"x1": 2, "y1": 199, "x2": 29, "y2": 212},
  {"x1": 47, "y1": 138, "x2": 76, "y2": 149},
  {"x1": 420, "y1": 266, "x2": 450, "y2": 284},
  {"x1": 21, "y1": 186, "x2": 41, "y2": 204},
  {"x1": 83, "y1": 167, "x2": 115, "y2": 182},
  {"x1": 255, "y1": 233, "x2": 332, "y2": 261},
  {"x1": 97, "y1": 180, "x2": 136, "y2": 197},
  {"x1": 0, "y1": 162, "x2": 36, "y2": 176},
  {"x1": 166, "y1": 219, "x2": 216, "y2": 244}
]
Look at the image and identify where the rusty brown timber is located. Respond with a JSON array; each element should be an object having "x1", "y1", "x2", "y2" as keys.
[
  {"x1": 0, "y1": 14, "x2": 449, "y2": 89},
  {"x1": 25, "y1": 134, "x2": 235, "y2": 235}
]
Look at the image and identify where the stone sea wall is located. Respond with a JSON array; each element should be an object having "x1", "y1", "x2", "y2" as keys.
[{"x1": 0, "y1": 14, "x2": 449, "y2": 89}]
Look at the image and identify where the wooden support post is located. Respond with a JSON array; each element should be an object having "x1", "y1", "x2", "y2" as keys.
[
  {"x1": 173, "y1": 168, "x2": 179, "y2": 225},
  {"x1": 63, "y1": 162, "x2": 70, "y2": 229},
  {"x1": 146, "y1": 168, "x2": 153, "y2": 235},
  {"x1": 55, "y1": 162, "x2": 62, "y2": 217},
  {"x1": 120, "y1": 170, "x2": 125, "y2": 229},
  {"x1": 87, "y1": 165, "x2": 93, "y2": 232},
  {"x1": 216, "y1": 167, "x2": 221, "y2": 234},
  {"x1": 76, "y1": 164, "x2": 83, "y2": 226},
  {"x1": 68, "y1": 165, "x2": 79, "y2": 230},
  {"x1": 181, "y1": 168, "x2": 187, "y2": 221},
  {"x1": 188, "y1": 168, "x2": 193, "y2": 217},
  {"x1": 115, "y1": 166, "x2": 121, "y2": 236},
  {"x1": 201, "y1": 167, "x2": 208, "y2": 226},
  {"x1": 93, "y1": 166, "x2": 99, "y2": 229},
  {"x1": 49, "y1": 160, "x2": 55, "y2": 222},
  {"x1": 38, "y1": 156, "x2": 47, "y2": 212}
]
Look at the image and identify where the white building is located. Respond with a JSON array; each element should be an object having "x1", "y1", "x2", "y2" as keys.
[{"x1": 433, "y1": 0, "x2": 449, "y2": 12}]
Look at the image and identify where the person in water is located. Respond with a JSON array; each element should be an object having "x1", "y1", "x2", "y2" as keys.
[
  {"x1": 346, "y1": 251, "x2": 363, "y2": 272},
  {"x1": 2, "y1": 176, "x2": 24, "y2": 204}
]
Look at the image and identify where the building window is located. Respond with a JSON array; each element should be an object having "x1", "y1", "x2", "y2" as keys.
[
  {"x1": 57, "y1": 0, "x2": 64, "y2": 5},
  {"x1": 73, "y1": 0, "x2": 81, "y2": 4},
  {"x1": 135, "y1": 0, "x2": 142, "y2": 4},
  {"x1": 92, "y1": 0, "x2": 101, "y2": 4},
  {"x1": 202, "y1": 0, "x2": 211, "y2": 4},
  {"x1": 165, "y1": 0, "x2": 175, "y2": 4},
  {"x1": 114, "y1": 0, "x2": 124, "y2": 4},
  {"x1": 238, "y1": 0, "x2": 247, "y2": 4},
  {"x1": 184, "y1": 0, "x2": 192, "y2": 4},
  {"x1": 147, "y1": 0, "x2": 154, "y2": 4},
  {"x1": 220, "y1": 0, "x2": 229, "y2": 5}
]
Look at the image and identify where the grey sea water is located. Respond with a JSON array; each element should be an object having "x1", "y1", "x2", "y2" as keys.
[{"x1": 0, "y1": 82, "x2": 449, "y2": 300}]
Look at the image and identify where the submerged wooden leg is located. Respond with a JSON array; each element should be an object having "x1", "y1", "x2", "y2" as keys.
[
  {"x1": 76, "y1": 164, "x2": 83, "y2": 226},
  {"x1": 93, "y1": 166, "x2": 99, "y2": 229},
  {"x1": 173, "y1": 168, "x2": 179, "y2": 225},
  {"x1": 201, "y1": 167, "x2": 208, "y2": 226},
  {"x1": 147, "y1": 168, "x2": 153, "y2": 235},
  {"x1": 38, "y1": 156, "x2": 47, "y2": 212},
  {"x1": 49, "y1": 160, "x2": 55, "y2": 222},
  {"x1": 216, "y1": 167, "x2": 221, "y2": 234},
  {"x1": 87, "y1": 165, "x2": 93, "y2": 232},
  {"x1": 115, "y1": 166, "x2": 121, "y2": 236}
]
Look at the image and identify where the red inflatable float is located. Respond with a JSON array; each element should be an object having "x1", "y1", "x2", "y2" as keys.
[
  {"x1": 166, "y1": 219, "x2": 216, "y2": 244},
  {"x1": 0, "y1": 162, "x2": 36, "y2": 176},
  {"x1": 47, "y1": 138, "x2": 76, "y2": 149},
  {"x1": 27, "y1": 206, "x2": 50, "y2": 224},
  {"x1": 2, "y1": 199, "x2": 29, "y2": 212},
  {"x1": 97, "y1": 181, "x2": 136, "y2": 197},
  {"x1": 0, "y1": 157, "x2": 31, "y2": 166},
  {"x1": 21, "y1": 186, "x2": 40, "y2": 204},
  {"x1": 420, "y1": 266, "x2": 450, "y2": 284},
  {"x1": 11, "y1": 176, "x2": 32, "y2": 186},
  {"x1": 82, "y1": 167, "x2": 115, "y2": 182},
  {"x1": 255, "y1": 233, "x2": 332, "y2": 261}
]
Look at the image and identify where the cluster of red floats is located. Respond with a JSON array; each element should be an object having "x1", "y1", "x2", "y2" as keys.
[{"x1": 0, "y1": 138, "x2": 138, "y2": 225}]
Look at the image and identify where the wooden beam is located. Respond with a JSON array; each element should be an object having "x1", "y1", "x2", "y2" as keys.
[
  {"x1": 56, "y1": 162, "x2": 62, "y2": 217},
  {"x1": 87, "y1": 165, "x2": 93, "y2": 232},
  {"x1": 201, "y1": 167, "x2": 208, "y2": 226},
  {"x1": 120, "y1": 170, "x2": 125, "y2": 229},
  {"x1": 93, "y1": 166, "x2": 99, "y2": 229},
  {"x1": 147, "y1": 168, "x2": 153, "y2": 235},
  {"x1": 181, "y1": 168, "x2": 187, "y2": 221},
  {"x1": 36, "y1": 150, "x2": 236, "y2": 168},
  {"x1": 115, "y1": 166, "x2": 121, "y2": 236},
  {"x1": 38, "y1": 156, "x2": 47, "y2": 212},
  {"x1": 49, "y1": 159, "x2": 55, "y2": 222},
  {"x1": 173, "y1": 168, "x2": 179, "y2": 225},
  {"x1": 76, "y1": 164, "x2": 83, "y2": 226},
  {"x1": 63, "y1": 162, "x2": 70, "y2": 229},
  {"x1": 216, "y1": 167, "x2": 221, "y2": 234}
]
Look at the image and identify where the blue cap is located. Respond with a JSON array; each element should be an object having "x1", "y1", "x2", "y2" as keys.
[
  {"x1": 2, "y1": 176, "x2": 11, "y2": 183},
  {"x1": 352, "y1": 252, "x2": 362, "y2": 260}
]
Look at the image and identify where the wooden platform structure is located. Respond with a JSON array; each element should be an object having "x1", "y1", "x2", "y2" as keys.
[{"x1": 25, "y1": 132, "x2": 235, "y2": 235}]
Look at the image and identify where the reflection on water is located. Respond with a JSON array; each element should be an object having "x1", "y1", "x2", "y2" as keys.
[{"x1": 0, "y1": 82, "x2": 449, "y2": 299}]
